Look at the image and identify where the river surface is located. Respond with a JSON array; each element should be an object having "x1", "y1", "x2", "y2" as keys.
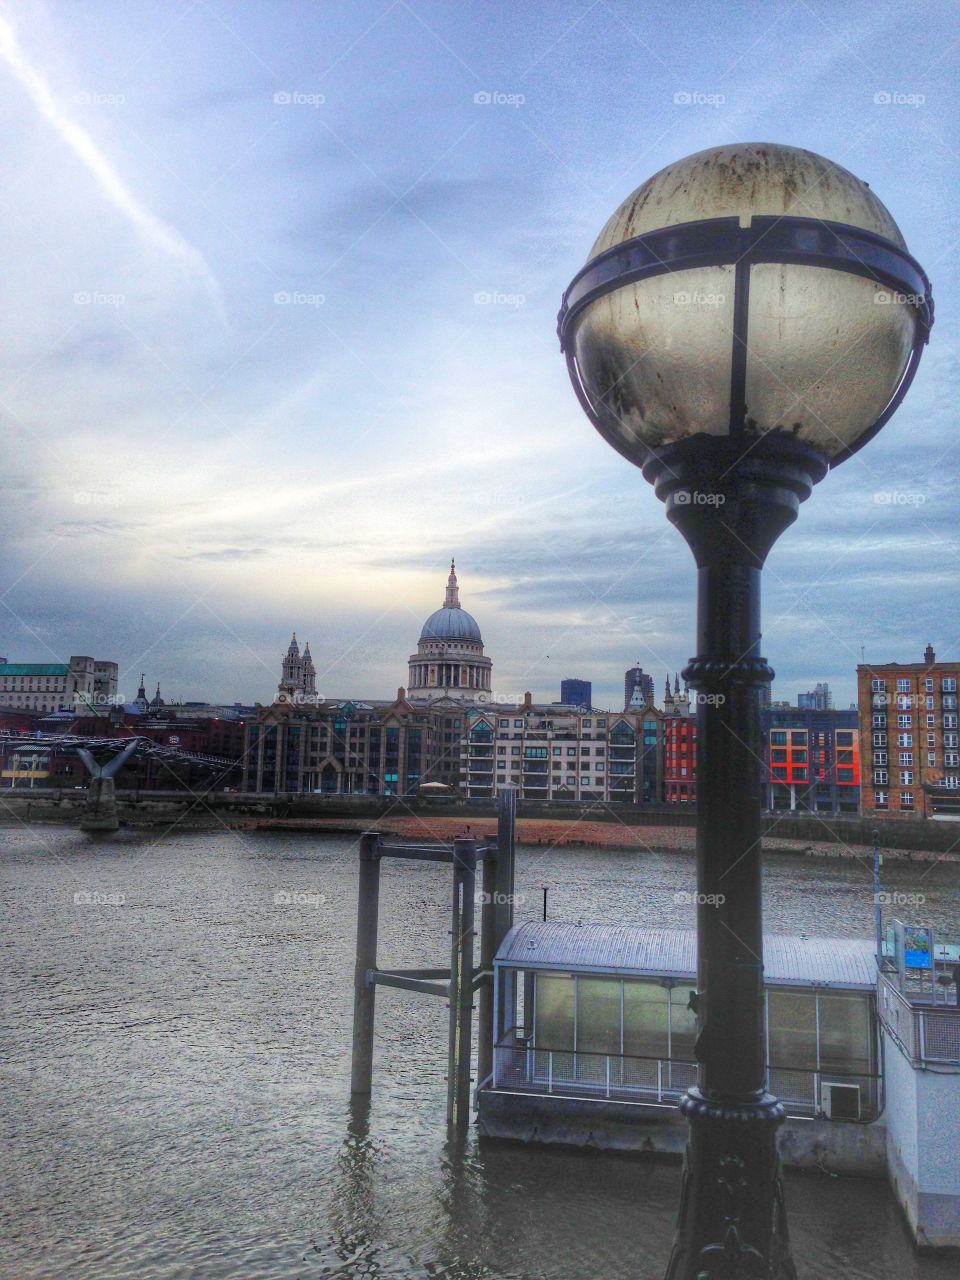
[{"x1": 2, "y1": 825, "x2": 958, "y2": 1279}]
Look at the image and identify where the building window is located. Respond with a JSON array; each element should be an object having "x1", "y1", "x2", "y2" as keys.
[
  {"x1": 897, "y1": 734, "x2": 913, "y2": 748},
  {"x1": 943, "y1": 678, "x2": 957, "y2": 693},
  {"x1": 897, "y1": 714, "x2": 912, "y2": 729},
  {"x1": 924, "y1": 678, "x2": 934, "y2": 692},
  {"x1": 596, "y1": 719, "x2": 606, "y2": 728},
  {"x1": 871, "y1": 679, "x2": 885, "y2": 692},
  {"x1": 900, "y1": 771, "x2": 914, "y2": 786},
  {"x1": 899, "y1": 792, "x2": 914, "y2": 809},
  {"x1": 945, "y1": 714, "x2": 958, "y2": 730},
  {"x1": 899, "y1": 752, "x2": 913, "y2": 766},
  {"x1": 874, "y1": 771, "x2": 888, "y2": 785},
  {"x1": 567, "y1": 747, "x2": 576, "y2": 756},
  {"x1": 874, "y1": 751, "x2": 887, "y2": 765},
  {"x1": 873, "y1": 733, "x2": 887, "y2": 747},
  {"x1": 873, "y1": 791, "x2": 888, "y2": 809},
  {"x1": 498, "y1": 719, "x2": 509, "y2": 728},
  {"x1": 946, "y1": 734, "x2": 959, "y2": 748},
  {"x1": 872, "y1": 713, "x2": 886, "y2": 728},
  {"x1": 580, "y1": 776, "x2": 590, "y2": 787},
  {"x1": 944, "y1": 775, "x2": 960, "y2": 789},
  {"x1": 897, "y1": 678, "x2": 910, "y2": 692},
  {"x1": 928, "y1": 753, "x2": 937, "y2": 767}
]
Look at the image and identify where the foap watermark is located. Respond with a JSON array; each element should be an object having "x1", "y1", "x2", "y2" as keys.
[
  {"x1": 274, "y1": 290, "x2": 325, "y2": 307},
  {"x1": 674, "y1": 891, "x2": 725, "y2": 906},
  {"x1": 475, "y1": 890, "x2": 525, "y2": 906},
  {"x1": 74, "y1": 490, "x2": 125, "y2": 506},
  {"x1": 273, "y1": 90, "x2": 326, "y2": 107},
  {"x1": 873, "y1": 490, "x2": 925, "y2": 507},
  {"x1": 691, "y1": 691, "x2": 726, "y2": 707},
  {"x1": 875, "y1": 891, "x2": 925, "y2": 907},
  {"x1": 674, "y1": 489, "x2": 725, "y2": 507},
  {"x1": 74, "y1": 291, "x2": 125, "y2": 307},
  {"x1": 673, "y1": 289, "x2": 725, "y2": 307},
  {"x1": 876, "y1": 289, "x2": 927, "y2": 306},
  {"x1": 73, "y1": 692, "x2": 125, "y2": 708},
  {"x1": 472, "y1": 486, "x2": 526, "y2": 509},
  {"x1": 274, "y1": 890, "x2": 326, "y2": 907},
  {"x1": 74, "y1": 90, "x2": 125, "y2": 107},
  {"x1": 74, "y1": 890, "x2": 125, "y2": 906},
  {"x1": 873, "y1": 90, "x2": 924, "y2": 108},
  {"x1": 474, "y1": 290, "x2": 525, "y2": 308},
  {"x1": 473, "y1": 90, "x2": 525, "y2": 107},
  {"x1": 276, "y1": 690, "x2": 326, "y2": 707},
  {"x1": 673, "y1": 90, "x2": 725, "y2": 108},
  {"x1": 475, "y1": 691, "x2": 526, "y2": 706}
]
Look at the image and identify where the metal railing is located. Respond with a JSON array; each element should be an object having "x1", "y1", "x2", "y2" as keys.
[
  {"x1": 878, "y1": 973, "x2": 960, "y2": 1065},
  {"x1": 492, "y1": 1038, "x2": 880, "y2": 1120}
]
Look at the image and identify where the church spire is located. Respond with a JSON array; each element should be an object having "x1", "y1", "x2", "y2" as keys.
[{"x1": 444, "y1": 557, "x2": 460, "y2": 608}]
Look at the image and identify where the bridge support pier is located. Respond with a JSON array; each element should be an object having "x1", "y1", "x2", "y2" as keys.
[
  {"x1": 80, "y1": 777, "x2": 120, "y2": 832},
  {"x1": 77, "y1": 738, "x2": 140, "y2": 834}
]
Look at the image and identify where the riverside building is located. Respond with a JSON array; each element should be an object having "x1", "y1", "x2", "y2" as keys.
[
  {"x1": 0, "y1": 655, "x2": 118, "y2": 713},
  {"x1": 858, "y1": 645, "x2": 960, "y2": 819}
]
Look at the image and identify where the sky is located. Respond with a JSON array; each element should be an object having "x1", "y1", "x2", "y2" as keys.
[{"x1": 0, "y1": 0, "x2": 956, "y2": 711}]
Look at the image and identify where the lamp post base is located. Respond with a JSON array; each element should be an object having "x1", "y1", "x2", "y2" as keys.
[{"x1": 664, "y1": 1090, "x2": 796, "y2": 1279}]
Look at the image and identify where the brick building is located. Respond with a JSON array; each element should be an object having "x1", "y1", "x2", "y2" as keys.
[{"x1": 857, "y1": 645, "x2": 960, "y2": 819}]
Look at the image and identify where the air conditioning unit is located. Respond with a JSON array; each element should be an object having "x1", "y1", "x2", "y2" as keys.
[{"x1": 822, "y1": 1081, "x2": 861, "y2": 1121}]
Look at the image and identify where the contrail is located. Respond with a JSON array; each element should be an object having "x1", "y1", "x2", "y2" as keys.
[{"x1": 0, "y1": 12, "x2": 224, "y2": 317}]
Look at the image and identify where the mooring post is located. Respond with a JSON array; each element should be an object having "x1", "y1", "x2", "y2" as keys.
[
  {"x1": 447, "y1": 837, "x2": 477, "y2": 1128},
  {"x1": 493, "y1": 787, "x2": 516, "y2": 947},
  {"x1": 351, "y1": 831, "x2": 381, "y2": 1094},
  {"x1": 476, "y1": 848, "x2": 497, "y2": 1088}
]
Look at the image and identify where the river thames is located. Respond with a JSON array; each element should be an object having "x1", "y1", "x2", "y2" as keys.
[{"x1": 2, "y1": 825, "x2": 958, "y2": 1279}]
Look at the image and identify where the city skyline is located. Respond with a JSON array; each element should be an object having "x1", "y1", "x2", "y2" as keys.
[{"x1": 0, "y1": 1, "x2": 956, "y2": 712}]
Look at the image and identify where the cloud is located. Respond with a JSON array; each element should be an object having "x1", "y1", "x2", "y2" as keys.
[{"x1": 0, "y1": 11, "x2": 224, "y2": 318}]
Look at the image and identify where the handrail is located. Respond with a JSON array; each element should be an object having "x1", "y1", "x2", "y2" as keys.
[{"x1": 496, "y1": 1036, "x2": 879, "y2": 1082}]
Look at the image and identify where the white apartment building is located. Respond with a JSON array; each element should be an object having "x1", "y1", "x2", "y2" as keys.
[{"x1": 460, "y1": 695, "x2": 641, "y2": 801}]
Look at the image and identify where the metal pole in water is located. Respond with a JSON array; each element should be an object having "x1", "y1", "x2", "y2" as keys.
[
  {"x1": 351, "y1": 831, "x2": 381, "y2": 1094},
  {"x1": 447, "y1": 837, "x2": 477, "y2": 1129},
  {"x1": 477, "y1": 848, "x2": 497, "y2": 1087},
  {"x1": 873, "y1": 828, "x2": 883, "y2": 963}
]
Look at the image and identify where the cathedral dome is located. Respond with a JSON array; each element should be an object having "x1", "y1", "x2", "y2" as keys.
[
  {"x1": 419, "y1": 606, "x2": 482, "y2": 644},
  {"x1": 418, "y1": 559, "x2": 483, "y2": 645},
  {"x1": 409, "y1": 560, "x2": 492, "y2": 700}
]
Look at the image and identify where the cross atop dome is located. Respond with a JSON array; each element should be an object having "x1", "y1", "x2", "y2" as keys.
[{"x1": 444, "y1": 558, "x2": 460, "y2": 608}]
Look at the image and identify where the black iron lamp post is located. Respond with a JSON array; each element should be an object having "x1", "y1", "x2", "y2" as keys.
[{"x1": 558, "y1": 143, "x2": 932, "y2": 1278}]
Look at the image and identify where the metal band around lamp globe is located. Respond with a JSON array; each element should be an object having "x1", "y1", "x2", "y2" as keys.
[
  {"x1": 558, "y1": 215, "x2": 933, "y2": 467},
  {"x1": 557, "y1": 145, "x2": 933, "y2": 1280}
]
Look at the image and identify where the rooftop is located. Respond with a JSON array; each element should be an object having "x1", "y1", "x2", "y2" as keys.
[{"x1": 496, "y1": 922, "x2": 877, "y2": 990}]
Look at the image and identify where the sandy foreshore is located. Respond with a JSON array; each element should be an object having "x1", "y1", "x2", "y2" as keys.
[{"x1": 236, "y1": 814, "x2": 959, "y2": 861}]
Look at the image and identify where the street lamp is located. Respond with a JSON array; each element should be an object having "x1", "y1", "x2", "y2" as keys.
[{"x1": 558, "y1": 143, "x2": 933, "y2": 1277}]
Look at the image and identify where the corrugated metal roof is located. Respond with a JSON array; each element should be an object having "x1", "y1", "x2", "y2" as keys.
[{"x1": 496, "y1": 922, "x2": 877, "y2": 990}]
